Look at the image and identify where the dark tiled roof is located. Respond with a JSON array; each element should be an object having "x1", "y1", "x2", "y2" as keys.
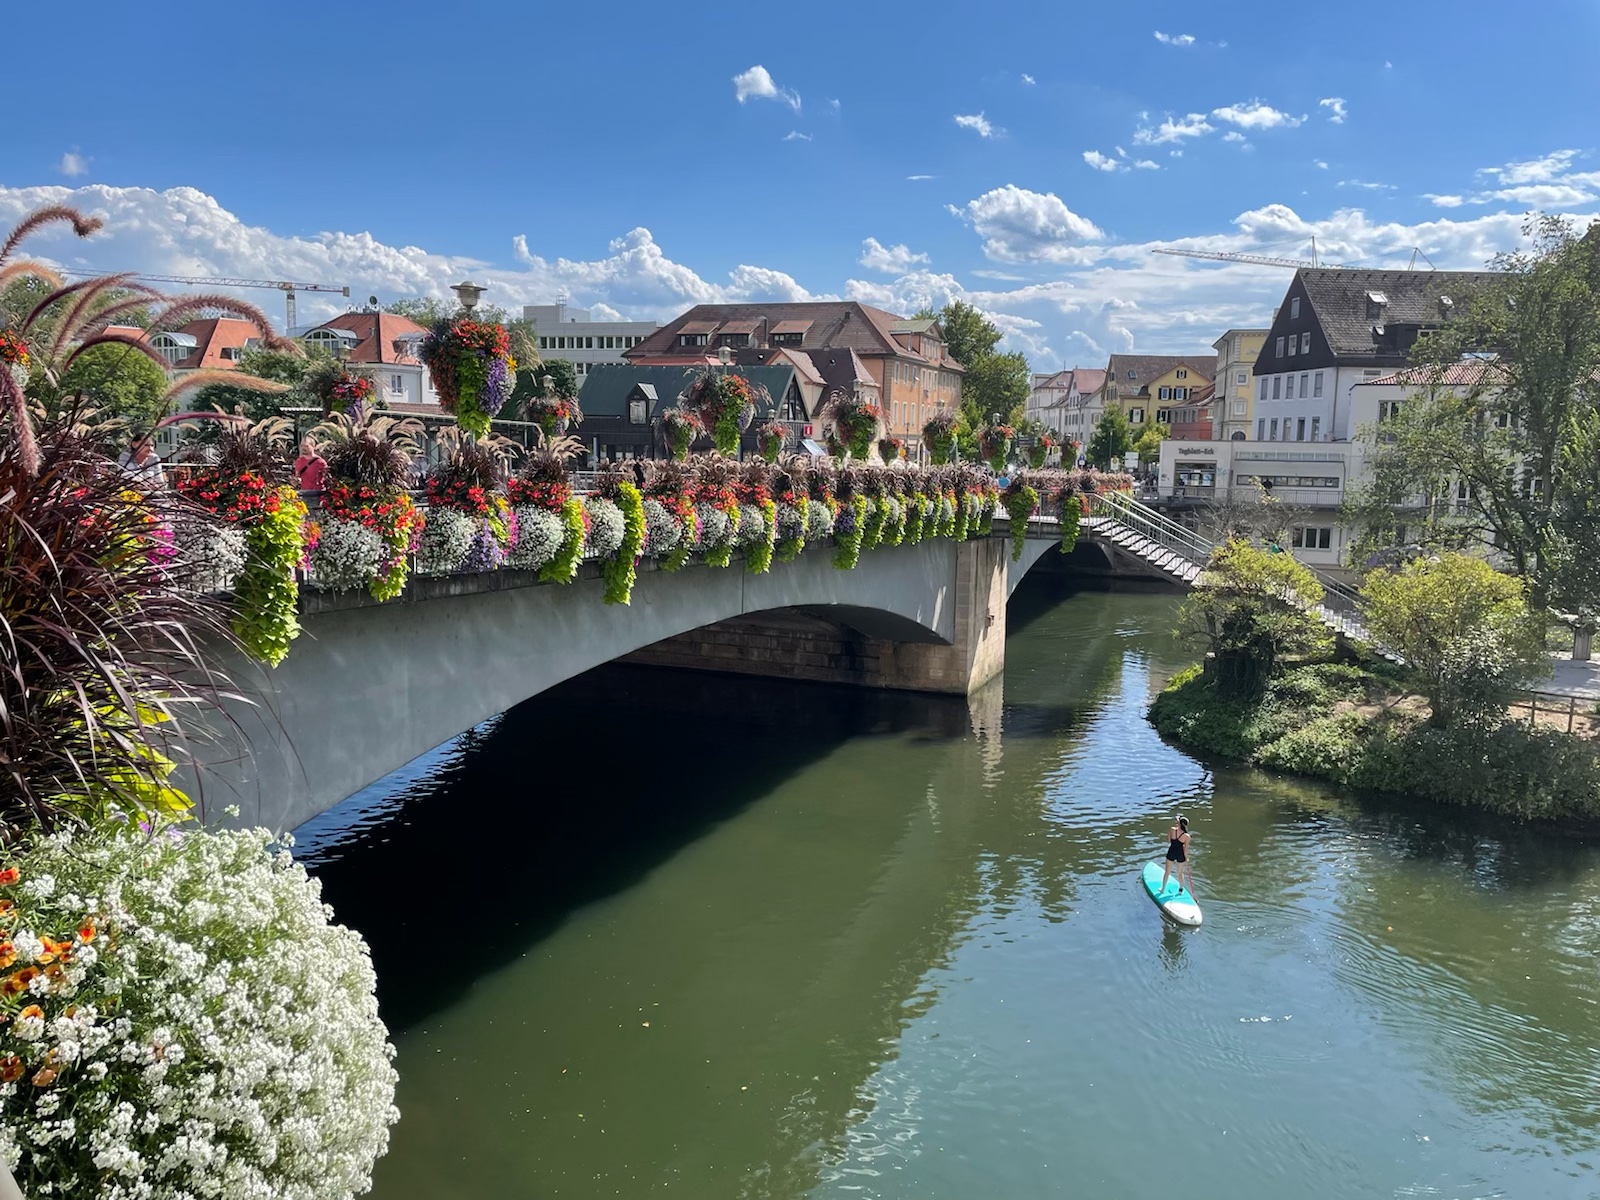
[
  {"x1": 578, "y1": 363, "x2": 798, "y2": 419},
  {"x1": 627, "y1": 301, "x2": 943, "y2": 365},
  {"x1": 1358, "y1": 362, "x2": 1503, "y2": 387},
  {"x1": 1297, "y1": 268, "x2": 1499, "y2": 357},
  {"x1": 770, "y1": 319, "x2": 813, "y2": 334},
  {"x1": 1073, "y1": 368, "x2": 1106, "y2": 394}
]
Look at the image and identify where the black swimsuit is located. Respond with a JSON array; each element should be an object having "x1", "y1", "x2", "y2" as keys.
[{"x1": 1166, "y1": 835, "x2": 1187, "y2": 864}]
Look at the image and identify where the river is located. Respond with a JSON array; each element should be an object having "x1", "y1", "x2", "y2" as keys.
[{"x1": 298, "y1": 579, "x2": 1600, "y2": 1200}]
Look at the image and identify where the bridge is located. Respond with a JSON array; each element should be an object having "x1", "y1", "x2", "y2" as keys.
[{"x1": 191, "y1": 491, "x2": 1376, "y2": 833}]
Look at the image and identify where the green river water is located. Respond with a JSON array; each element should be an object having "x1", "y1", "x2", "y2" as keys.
[{"x1": 299, "y1": 579, "x2": 1600, "y2": 1200}]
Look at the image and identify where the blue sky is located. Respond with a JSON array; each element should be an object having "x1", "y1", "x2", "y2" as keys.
[{"x1": 5, "y1": 0, "x2": 1600, "y2": 367}]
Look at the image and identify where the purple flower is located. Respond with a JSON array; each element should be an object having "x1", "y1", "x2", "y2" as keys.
[
  {"x1": 480, "y1": 355, "x2": 511, "y2": 417},
  {"x1": 833, "y1": 503, "x2": 857, "y2": 536},
  {"x1": 460, "y1": 518, "x2": 504, "y2": 573}
]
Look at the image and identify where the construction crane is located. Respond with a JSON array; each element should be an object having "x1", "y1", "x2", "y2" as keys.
[
  {"x1": 1151, "y1": 247, "x2": 1327, "y2": 269},
  {"x1": 56, "y1": 270, "x2": 350, "y2": 332}
]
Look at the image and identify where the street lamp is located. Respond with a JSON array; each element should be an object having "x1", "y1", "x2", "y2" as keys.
[
  {"x1": 541, "y1": 374, "x2": 554, "y2": 396},
  {"x1": 717, "y1": 344, "x2": 732, "y2": 368},
  {"x1": 451, "y1": 280, "x2": 487, "y2": 314}
]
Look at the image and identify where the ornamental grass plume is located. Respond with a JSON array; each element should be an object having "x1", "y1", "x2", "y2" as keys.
[
  {"x1": 316, "y1": 411, "x2": 424, "y2": 490},
  {"x1": 0, "y1": 407, "x2": 239, "y2": 836}
]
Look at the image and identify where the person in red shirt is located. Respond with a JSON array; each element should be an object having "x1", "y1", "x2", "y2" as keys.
[{"x1": 293, "y1": 435, "x2": 330, "y2": 494}]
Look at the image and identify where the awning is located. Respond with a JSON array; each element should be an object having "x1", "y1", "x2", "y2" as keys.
[{"x1": 801, "y1": 438, "x2": 829, "y2": 456}]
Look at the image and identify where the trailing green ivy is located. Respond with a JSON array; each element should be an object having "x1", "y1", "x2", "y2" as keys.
[
  {"x1": 745, "y1": 497, "x2": 777, "y2": 575},
  {"x1": 861, "y1": 495, "x2": 887, "y2": 550},
  {"x1": 539, "y1": 496, "x2": 587, "y2": 584},
  {"x1": 601, "y1": 481, "x2": 646, "y2": 605},
  {"x1": 953, "y1": 493, "x2": 971, "y2": 542},
  {"x1": 1004, "y1": 484, "x2": 1038, "y2": 562},
  {"x1": 833, "y1": 494, "x2": 869, "y2": 570},
  {"x1": 1058, "y1": 498, "x2": 1082, "y2": 554},
  {"x1": 231, "y1": 486, "x2": 307, "y2": 667}
]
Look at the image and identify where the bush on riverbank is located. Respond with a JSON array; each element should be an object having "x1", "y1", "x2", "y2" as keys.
[{"x1": 1149, "y1": 661, "x2": 1600, "y2": 824}]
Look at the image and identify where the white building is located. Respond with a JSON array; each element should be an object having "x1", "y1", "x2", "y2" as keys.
[
  {"x1": 1028, "y1": 370, "x2": 1073, "y2": 430},
  {"x1": 526, "y1": 301, "x2": 660, "y2": 383},
  {"x1": 300, "y1": 311, "x2": 441, "y2": 411}
]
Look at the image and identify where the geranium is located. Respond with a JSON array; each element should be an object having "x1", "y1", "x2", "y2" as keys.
[
  {"x1": 418, "y1": 318, "x2": 514, "y2": 438},
  {"x1": 979, "y1": 422, "x2": 1014, "y2": 472},
  {"x1": 583, "y1": 495, "x2": 625, "y2": 559},
  {"x1": 693, "y1": 470, "x2": 741, "y2": 568},
  {"x1": 318, "y1": 482, "x2": 420, "y2": 601},
  {"x1": 416, "y1": 506, "x2": 476, "y2": 575},
  {"x1": 507, "y1": 506, "x2": 566, "y2": 571},
  {"x1": 878, "y1": 436, "x2": 903, "y2": 464},
  {"x1": 0, "y1": 824, "x2": 398, "y2": 1200},
  {"x1": 827, "y1": 392, "x2": 882, "y2": 461},
  {"x1": 646, "y1": 489, "x2": 697, "y2": 572},
  {"x1": 525, "y1": 392, "x2": 582, "y2": 440}
]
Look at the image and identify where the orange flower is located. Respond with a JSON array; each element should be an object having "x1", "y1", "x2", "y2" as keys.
[
  {"x1": 0, "y1": 899, "x2": 15, "y2": 917},
  {"x1": 0, "y1": 943, "x2": 14, "y2": 971},
  {"x1": 0, "y1": 1056, "x2": 20, "y2": 1083},
  {"x1": 0, "y1": 868, "x2": 19, "y2": 886},
  {"x1": 3, "y1": 967, "x2": 40, "y2": 997},
  {"x1": 78, "y1": 921, "x2": 95, "y2": 943},
  {"x1": 30, "y1": 1066, "x2": 56, "y2": 1087},
  {"x1": 17, "y1": 1005, "x2": 42, "y2": 1023}
]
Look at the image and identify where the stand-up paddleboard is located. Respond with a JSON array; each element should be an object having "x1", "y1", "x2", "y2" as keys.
[{"x1": 1141, "y1": 861, "x2": 1202, "y2": 927}]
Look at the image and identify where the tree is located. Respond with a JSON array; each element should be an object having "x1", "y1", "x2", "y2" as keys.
[
  {"x1": 50, "y1": 343, "x2": 169, "y2": 432},
  {"x1": 1085, "y1": 405, "x2": 1133, "y2": 469},
  {"x1": 190, "y1": 345, "x2": 332, "y2": 423},
  {"x1": 1179, "y1": 540, "x2": 1332, "y2": 697},
  {"x1": 1345, "y1": 216, "x2": 1600, "y2": 608},
  {"x1": 1360, "y1": 553, "x2": 1545, "y2": 728},
  {"x1": 1133, "y1": 420, "x2": 1170, "y2": 465}
]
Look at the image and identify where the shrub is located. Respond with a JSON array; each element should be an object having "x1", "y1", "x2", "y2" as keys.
[
  {"x1": 1256, "y1": 713, "x2": 1367, "y2": 783},
  {"x1": 0, "y1": 823, "x2": 398, "y2": 1198}
]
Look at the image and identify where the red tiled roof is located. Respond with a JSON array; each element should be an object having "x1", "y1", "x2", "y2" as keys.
[
  {"x1": 308, "y1": 312, "x2": 431, "y2": 365},
  {"x1": 1073, "y1": 368, "x2": 1107, "y2": 394},
  {"x1": 718, "y1": 318, "x2": 761, "y2": 334},
  {"x1": 677, "y1": 320, "x2": 720, "y2": 335},
  {"x1": 174, "y1": 318, "x2": 262, "y2": 370},
  {"x1": 768, "y1": 347, "x2": 825, "y2": 386},
  {"x1": 1357, "y1": 362, "x2": 1502, "y2": 387},
  {"x1": 771, "y1": 319, "x2": 813, "y2": 335}
]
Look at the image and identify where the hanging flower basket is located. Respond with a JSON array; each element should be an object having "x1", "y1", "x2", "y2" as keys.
[
  {"x1": 922, "y1": 412, "x2": 958, "y2": 465},
  {"x1": 756, "y1": 419, "x2": 789, "y2": 463},
  {"x1": 828, "y1": 393, "x2": 882, "y2": 461},
  {"x1": 526, "y1": 392, "x2": 582, "y2": 439},
  {"x1": 419, "y1": 318, "x2": 515, "y2": 438},
  {"x1": 1027, "y1": 430, "x2": 1058, "y2": 469},
  {"x1": 878, "y1": 436, "x2": 903, "y2": 464},
  {"x1": 683, "y1": 372, "x2": 757, "y2": 455},
  {"x1": 979, "y1": 423, "x2": 1014, "y2": 472},
  {"x1": 658, "y1": 408, "x2": 703, "y2": 461}
]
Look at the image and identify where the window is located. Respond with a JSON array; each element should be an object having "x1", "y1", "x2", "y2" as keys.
[
  {"x1": 1276, "y1": 336, "x2": 1285, "y2": 357},
  {"x1": 1257, "y1": 418, "x2": 1266, "y2": 440},
  {"x1": 679, "y1": 333, "x2": 708, "y2": 346},
  {"x1": 1236, "y1": 371, "x2": 1248, "y2": 385},
  {"x1": 1495, "y1": 410, "x2": 1513, "y2": 429},
  {"x1": 1259, "y1": 377, "x2": 1268, "y2": 402},
  {"x1": 1310, "y1": 416, "x2": 1321, "y2": 440},
  {"x1": 1296, "y1": 418, "x2": 1306, "y2": 441},
  {"x1": 1238, "y1": 474, "x2": 1341, "y2": 489},
  {"x1": 772, "y1": 332, "x2": 802, "y2": 346},
  {"x1": 1290, "y1": 297, "x2": 1300, "y2": 319},
  {"x1": 1176, "y1": 369, "x2": 1188, "y2": 379},
  {"x1": 538, "y1": 337, "x2": 549, "y2": 350},
  {"x1": 1287, "y1": 336, "x2": 1297, "y2": 357},
  {"x1": 1380, "y1": 400, "x2": 1403, "y2": 422},
  {"x1": 1313, "y1": 371, "x2": 1324, "y2": 398},
  {"x1": 628, "y1": 398, "x2": 647, "y2": 424},
  {"x1": 1273, "y1": 376, "x2": 1282, "y2": 399},
  {"x1": 1285, "y1": 376, "x2": 1295, "y2": 400},
  {"x1": 389, "y1": 374, "x2": 404, "y2": 395},
  {"x1": 303, "y1": 329, "x2": 347, "y2": 358},
  {"x1": 1126, "y1": 370, "x2": 1135, "y2": 379},
  {"x1": 1158, "y1": 386, "x2": 1170, "y2": 400},
  {"x1": 1175, "y1": 387, "x2": 1187, "y2": 401},
  {"x1": 1292, "y1": 527, "x2": 1333, "y2": 550},
  {"x1": 1156, "y1": 408, "x2": 1172, "y2": 423},
  {"x1": 1300, "y1": 373, "x2": 1309, "y2": 397},
  {"x1": 1270, "y1": 418, "x2": 1280, "y2": 439},
  {"x1": 1300, "y1": 332, "x2": 1311, "y2": 354}
]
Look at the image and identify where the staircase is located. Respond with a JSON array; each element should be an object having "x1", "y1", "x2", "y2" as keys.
[{"x1": 1073, "y1": 493, "x2": 1391, "y2": 656}]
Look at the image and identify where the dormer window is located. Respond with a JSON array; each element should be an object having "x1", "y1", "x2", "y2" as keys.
[
  {"x1": 1176, "y1": 369, "x2": 1187, "y2": 379},
  {"x1": 1126, "y1": 370, "x2": 1135, "y2": 380},
  {"x1": 305, "y1": 327, "x2": 359, "y2": 358},
  {"x1": 149, "y1": 331, "x2": 198, "y2": 366},
  {"x1": 1366, "y1": 290, "x2": 1388, "y2": 321},
  {"x1": 679, "y1": 333, "x2": 708, "y2": 346}
]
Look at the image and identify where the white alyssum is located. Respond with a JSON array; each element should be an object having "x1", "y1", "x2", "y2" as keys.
[
  {"x1": 415, "y1": 506, "x2": 475, "y2": 575},
  {"x1": 170, "y1": 515, "x2": 247, "y2": 594},
  {"x1": 307, "y1": 516, "x2": 385, "y2": 592},
  {"x1": 641, "y1": 499, "x2": 683, "y2": 557},
  {"x1": 694, "y1": 503, "x2": 732, "y2": 550},
  {"x1": 805, "y1": 499, "x2": 833, "y2": 542},
  {"x1": 583, "y1": 496, "x2": 625, "y2": 558},
  {"x1": 735, "y1": 503, "x2": 768, "y2": 547},
  {"x1": 0, "y1": 824, "x2": 399, "y2": 1200},
  {"x1": 507, "y1": 505, "x2": 565, "y2": 571},
  {"x1": 774, "y1": 502, "x2": 807, "y2": 544}
]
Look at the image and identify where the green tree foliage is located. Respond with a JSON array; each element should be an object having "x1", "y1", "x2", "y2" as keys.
[
  {"x1": 1179, "y1": 539, "x2": 1332, "y2": 697},
  {"x1": 1345, "y1": 217, "x2": 1600, "y2": 607},
  {"x1": 918, "y1": 301, "x2": 1030, "y2": 454},
  {"x1": 50, "y1": 343, "x2": 169, "y2": 432},
  {"x1": 1360, "y1": 553, "x2": 1544, "y2": 728},
  {"x1": 1133, "y1": 420, "x2": 1170, "y2": 465},
  {"x1": 1084, "y1": 405, "x2": 1134, "y2": 469},
  {"x1": 190, "y1": 345, "x2": 331, "y2": 423}
]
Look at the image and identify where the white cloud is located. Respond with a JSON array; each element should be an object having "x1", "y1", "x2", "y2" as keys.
[
  {"x1": 1022, "y1": 73, "x2": 1036, "y2": 85},
  {"x1": 1319, "y1": 97, "x2": 1348, "y2": 124},
  {"x1": 1477, "y1": 149, "x2": 1581, "y2": 185},
  {"x1": 1211, "y1": 101, "x2": 1306, "y2": 130},
  {"x1": 1083, "y1": 150, "x2": 1120, "y2": 173},
  {"x1": 1337, "y1": 179, "x2": 1396, "y2": 191},
  {"x1": 1479, "y1": 182, "x2": 1596, "y2": 207},
  {"x1": 1222, "y1": 132, "x2": 1247, "y2": 143},
  {"x1": 950, "y1": 184, "x2": 1105, "y2": 263},
  {"x1": 1115, "y1": 146, "x2": 1128, "y2": 159},
  {"x1": 1384, "y1": 60, "x2": 1394, "y2": 68},
  {"x1": 589, "y1": 302, "x2": 624, "y2": 321},
  {"x1": 906, "y1": 174, "x2": 936, "y2": 181},
  {"x1": 1170, "y1": 150, "x2": 1183, "y2": 158},
  {"x1": 57, "y1": 150, "x2": 90, "y2": 178},
  {"x1": 783, "y1": 130, "x2": 812, "y2": 142},
  {"x1": 1153, "y1": 31, "x2": 1196, "y2": 46},
  {"x1": 732, "y1": 65, "x2": 801, "y2": 113},
  {"x1": 1085, "y1": 149, "x2": 1160, "y2": 174},
  {"x1": 859, "y1": 237, "x2": 930, "y2": 274},
  {"x1": 1425, "y1": 194, "x2": 1465, "y2": 208},
  {"x1": 954, "y1": 112, "x2": 999, "y2": 138},
  {"x1": 828, "y1": 99, "x2": 841, "y2": 114},
  {"x1": 1314, "y1": 159, "x2": 1329, "y2": 170},
  {"x1": 1134, "y1": 159, "x2": 1160, "y2": 170},
  {"x1": 1133, "y1": 112, "x2": 1213, "y2": 145}
]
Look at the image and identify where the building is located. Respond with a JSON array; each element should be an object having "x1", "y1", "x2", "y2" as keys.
[
  {"x1": 1101, "y1": 353, "x2": 1218, "y2": 431},
  {"x1": 1249, "y1": 268, "x2": 1495, "y2": 444},
  {"x1": 626, "y1": 302, "x2": 962, "y2": 453},
  {"x1": 576, "y1": 362, "x2": 808, "y2": 461},
  {"x1": 525, "y1": 300, "x2": 660, "y2": 385},
  {"x1": 1058, "y1": 368, "x2": 1106, "y2": 450},
  {"x1": 301, "y1": 311, "x2": 439, "y2": 411},
  {"x1": 1167, "y1": 382, "x2": 1215, "y2": 441},
  {"x1": 143, "y1": 318, "x2": 264, "y2": 373},
  {"x1": 1028, "y1": 370, "x2": 1074, "y2": 430},
  {"x1": 1210, "y1": 328, "x2": 1269, "y2": 440}
]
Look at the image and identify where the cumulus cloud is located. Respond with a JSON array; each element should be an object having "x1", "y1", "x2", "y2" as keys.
[
  {"x1": 57, "y1": 151, "x2": 90, "y2": 178},
  {"x1": 1211, "y1": 101, "x2": 1305, "y2": 130},
  {"x1": 1083, "y1": 150, "x2": 1120, "y2": 173},
  {"x1": 1314, "y1": 159, "x2": 1329, "y2": 170},
  {"x1": 1222, "y1": 132, "x2": 1247, "y2": 143},
  {"x1": 1133, "y1": 113, "x2": 1213, "y2": 145},
  {"x1": 1086, "y1": 150, "x2": 1159, "y2": 173},
  {"x1": 1134, "y1": 159, "x2": 1160, "y2": 170},
  {"x1": 783, "y1": 130, "x2": 812, "y2": 142},
  {"x1": 1425, "y1": 194, "x2": 1465, "y2": 208},
  {"x1": 1477, "y1": 149, "x2": 1580, "y2": 185},
  {"x1": 1319, "y1": 97, "x2": 1348, "y2": 124},
  {"x1": 1153, "y1": 31, "x2": 1196, "y2": 46},
  {"x1": 1022, "y1": 73, "x2": 1036, "y2": 85},
  {"x1": 949, "y1": 184, "x2": 1105, "y2": 263},
  {"x1": 859, "y1": 238, "x2": 930, "y2": 274},
  {"x1": 732, "y1": 65, "x2": 800, "y2": 113},
  {"x1": 1427, "y1": 150, "x2": 1600, "y2": 207},
  {"x1": 954, "y1": 113, "x2": 999, "y2": 138}
]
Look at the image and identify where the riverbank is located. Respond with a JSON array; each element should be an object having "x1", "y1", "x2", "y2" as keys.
[{"x1": 1148, "y1": 660, "x2": 1600, "y2": 826}]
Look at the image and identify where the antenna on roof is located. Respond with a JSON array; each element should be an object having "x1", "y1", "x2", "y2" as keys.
[{"x1": 1407, "y1": 247, "x2": 1437, "y2": 271}]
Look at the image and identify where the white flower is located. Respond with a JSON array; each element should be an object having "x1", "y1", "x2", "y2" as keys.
[
  {"x1": 415, "y1": 506, "x2": 475, "y2": 575},
  {"x1": 171, "y1": 515, "x2": 247, "y2": 594},
  {"x1": 584, "y1": 496, "x2": 625, "y2": 558},
  {"x1": 885, "y1": 496, "x2": 904, "y2": 524},
  {"x1": 307, "y1": 516, "x2": 384, "y2": 593},
  {"x1": 735, "y1": 503, "x2": 767, "y2": 547},
  {"x1": 10, "y1": 931, "x2": 42, "y2": 965},
  {"x1": 694, "y1": 502, "x2": 732, "y2": 550},
  {"x1": 507, "y1": 505, "x2": 565, "y2": 571},
  {"x1": 805, "y1": 498, "x2": 834, "y2": 541},
  {"x1": 775, "y1": 502, "x2": 807, "y2": 542},
  {"x1": 641, "y1": 499, "x2": 682, "y2": 556},
  {"x1": 12, "y1": 1013, "x2": 43, "y2": 1042}
]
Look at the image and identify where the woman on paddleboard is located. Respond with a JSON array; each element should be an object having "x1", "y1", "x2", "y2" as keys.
[{"x1": 1160, "y1": 815, "x2": 1192, "y2": 897}]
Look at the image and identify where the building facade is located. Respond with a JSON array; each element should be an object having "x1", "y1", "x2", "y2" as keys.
[
  {"x1": 1211, "y1": 328, "x2": 1268, "y2": 440},
  {"x1": 301, "y1": 311, "x2": 440, "y2": 411},
  {"x1": 525, "y1": 301, "x2": 660, "y2": 384},
  {"x1": 1101, "y1": 354, "x2": 1218, "y2": 431}
]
